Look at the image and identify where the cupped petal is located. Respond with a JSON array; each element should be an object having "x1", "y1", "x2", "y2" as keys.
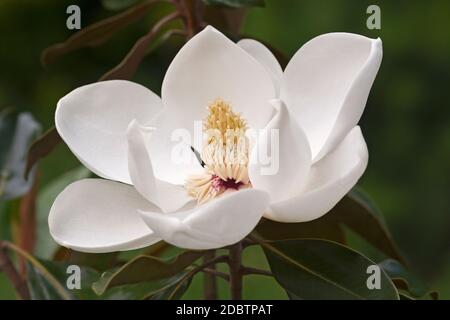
[
  {"x1": 139, "y1": 189, "x2": 269, "y2": 250},
  {"x1": 161, "y1": 26, "x2": 276, "y2": 132},
  {"x1": 127, "y1": 120, "x2": 193, "y2": 212},
  {"x1": 281, "y1": 33, "x2": 382, "y2": 161},
  {"x1": 55, "y1": 80, "x2": 163, "y2": 184},
  {"x1": 238, "y1": 39, "x2": 283, "y2": 96},
  {"x1": 266, "y1": 126, "x2": 368, "y2": 223},
  {"x1": 49, "y1": 179, "x2": 160, "y2": 253},
  {"x1": 248, "y1": 99, "x2": 311, "y2": 203},
  {"x1": 145, "y1": 109, "x2": 204, "y2": 185}
]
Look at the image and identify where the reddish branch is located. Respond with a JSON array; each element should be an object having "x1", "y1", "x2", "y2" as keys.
[
  {"x1": 100, "y1": 11, "x2": 183, "y2": 81},
  {"x1": 17, "y1": 172, "x2": 40, "y2": 274},
  {"x1": 0, "y1": 242, "x2": 30, "y2": 300}
]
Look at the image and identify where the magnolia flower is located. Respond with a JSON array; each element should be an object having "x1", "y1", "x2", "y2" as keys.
[{"x1": 49, "y1": 26, "x2": 382, "y2": 252}]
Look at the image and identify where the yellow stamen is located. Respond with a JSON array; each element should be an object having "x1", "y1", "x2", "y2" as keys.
[{"x1": 185, "y1": 98, "x2": 251, "y2": 204}]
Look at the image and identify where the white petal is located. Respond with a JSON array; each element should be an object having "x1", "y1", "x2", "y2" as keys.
[
  {"x1": 248, "y1": 99, "x2": 311, "y2": 203},
  {"x1": 55, "y1": 80, "x2": 163, "y2": 184},
  {"x1": 127, "y1": 120, "x2": 193, "y2": 212},
  {"x1": 145, "y1": 109, "x2": 204, "y2": 185},
  {"x1": 266, "y1": 126, "x2": 368, "y2": 223},
  {"x1": 49, "y1": 179, "x2": 160, "y2": 253},
  {"x1": 161, "y1": 26, "x2": 276, "y2": 131},
  {"x1": 281, "y1": 33, "x2": 382, "y2": 161},
  {"x1": 139, "y1": 189, "x2": 269, "y2": 250},
  {"x1": 238, "y1": 39, "x2": 283, "y2": 96}
]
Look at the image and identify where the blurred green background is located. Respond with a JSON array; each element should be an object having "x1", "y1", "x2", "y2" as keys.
[{"x1": 1, "y1": 0, "x2": 449, "y2": 299}]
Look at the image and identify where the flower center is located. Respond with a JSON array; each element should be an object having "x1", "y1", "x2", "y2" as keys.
[{"x1": 185, "y1": 98, "x2": 251, "y2": 204}]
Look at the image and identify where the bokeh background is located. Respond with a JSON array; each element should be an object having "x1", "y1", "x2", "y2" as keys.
[{"x1": 1, "y1": 0, "x2": 449, "y2": 299}]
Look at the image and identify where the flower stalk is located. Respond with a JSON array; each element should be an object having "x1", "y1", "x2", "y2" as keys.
[
  {"x1": 203, "y1": 250, "x2": 218, "y2": 299},
  {"x1": 228, "y1": 242, "x2": 243, "y2": 300}
]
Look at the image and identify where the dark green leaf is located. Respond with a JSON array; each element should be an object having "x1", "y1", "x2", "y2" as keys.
[
  {"x1": 255, "y1": 216, "x2": 346, "y2": 244},
  {"x1": 142, "y1": 272, "x2": 192, "y2": 300},
  {"x1": 379, "y1": 259, "x2": 438, "y2": 300},
  {"x1": 27, "y1": 257, "x2": 188, "y2": 300},
  {"x1": 261, "y1": 239, "x2": 399, "y2": 300},
  {"x1": 92, "y1": 250, "x2": 204, "y2": 295},
  {"x1": 26, "y1": 261, "x2": 67, "y2": 300},
  {"x1": 328, "y1": 188, "x2": 405, "y2": 263},
  {"x1": 32, "y1": 259, "x2": 101, "y2": 300},
  {"x1": 203, "y1": 0, "x2": 265, "y2": 9},
  {"x1": 0, "y1": 110, "x2": 42, "y2": 201},
  {"x1": 23, "y1": 259, "x2": 73, "y2": 300},
  {"x1": 67, "y1": 251, "x2": 119, "y2": 272},
  {"x1": 41, "y1": 0, "x2": 155, "y2": 65}
]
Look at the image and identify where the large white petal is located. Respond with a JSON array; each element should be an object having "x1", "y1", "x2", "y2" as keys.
[
  {"x1": 49, "y1": 179, "x2": 160, "y2": 253},
  {"x1": 249, "y1": 99, "x2": 311, "y2": 203},
  {"x1": 281, "y1": 33, "x2": 382, "y2": 161},
  {"x1": 145, "y1": 109, "x2": 204, "y2": 185},
  {"x1": 266, "y1": 126, "x2": 368, "y2": 223},
  {"x1": 238, "y1": 39, "x2": 283, "y2": 96},
  {"x1": 161, "y1": 26, "x2": 276, "y2": 132},
  {"x1": 55, "y1": 80, "x2": 163, "y2": 184},
  {"x1": 139, "y1": 189, "x2": 269, "y2": 250},
  {"x1": 127, "y1": 120, "x2": 193, "y2": 212}
]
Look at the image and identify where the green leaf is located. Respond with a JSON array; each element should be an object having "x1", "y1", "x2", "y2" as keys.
[
  {"x1": 26, "y1": 261, "x2": 66, "y2": 300},
  {"x1": 36, "y1": 166, "x2": 91, "y2": 258},
  {"x1": 101, "y1": 0, "x2": 143, "y2": 11},
  {"x1": 0, "y1": 110, "x2": 42, "y2": 201},
  {"x1": 4, "y1": 243, "x2": 72, "y2": 300},
  {"x1": 379, "y1": 259, "x2": 438, "y2": 300},
  {"x1": 27, "y1": 257, "x2": 188, "y2": 300},
  {"x1": 92, "y1": 250, "x2": 205, "y2": 295},
  {"x1": 256, "y1": 188, "x2": 403, "y2": 262},
  {"x1": 41, "y1": 1, "x2": 155, "y2": 65},
  {"x1": 328, "y1": 188, "x2": 405, "y2": 263},
  {"x1": 141, "y1": 272, "x2": 192, "y2": 300},
  {"x1": 26, "y1": 259, "x2": 100, "y2": 300},
  {"x1": 261, "y1": 239, "x2": 399, "y2": 300},
  {"x1": 203, "y1": 0, "x2": 265, "y2": 9},
  {"x1": 66, "y1": 251, "x2": 119, "y2": 272},
  {"x1": 255, "y1": 216, "x2": 345, "y2": 244}
]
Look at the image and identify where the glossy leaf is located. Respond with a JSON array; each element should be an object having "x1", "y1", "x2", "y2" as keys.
[
  {"x1": 142, "y1": 272, "x2": 192, "y2": 300},
  {"x1": 379, "y1": 259, "x2": 438, "y2": 300},
  {"x1": 93, "y1": 250, "x2": 204, "y2": 295},
  {"x1": 27, "y1": 259, "x2": 102, "y2": 300},
  {"x1": 203, "y1": 0, "x2": 265, "y2": 8},
  {"x1": 326, "y1": 188, "x2": 405, "y2": 263},
  {"x1": 0, "y1": 110, "x2": 41, "y2": 201},
  {"x1": 26, "y1": 261, "x2": 67, "y2": 300},
  {"x1": 27, "y1": 257, "x2": 189, "y2": 300},
  {"x1": 261, "y1": 239, "x2": 399, "y2": 300},
  {"x1": 41, "y1": 0, "x2": 155, "y2": 65},
  {"x1": 3, "y1": 242, "x2": 72, "y2": 300},
  {"x1": 255, "y1": 216, "x2": 345, "y2": 244}
]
